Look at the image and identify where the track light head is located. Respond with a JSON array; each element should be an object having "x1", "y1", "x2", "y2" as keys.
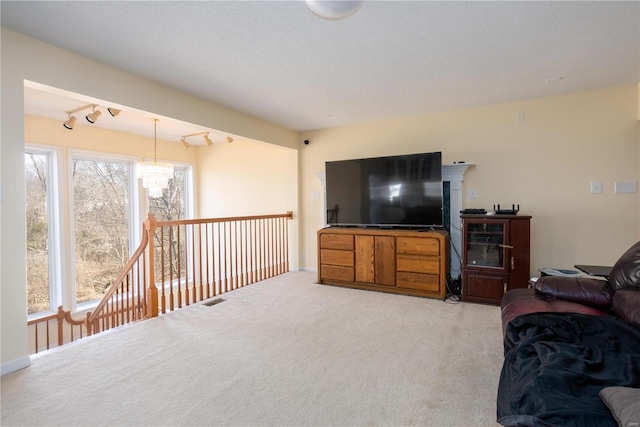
[
  {"x1": 203, "y1": 134, "x2": 213, "y2": 146},
  {"x1": 86, "y1": 107, "x2": 102, "y2": 124},
  {"x1": 107, "y1": 108, "x2": 121, "y2": 117},
  {"x1": 63, "y1": 115, "x2": 77, "y2": 130},
  {"x1": 180, "y1": 138, "x2": 190, "y2": 150},
  {"x1": 226, "y1": 137, "x2": 234, "y2": 143}
]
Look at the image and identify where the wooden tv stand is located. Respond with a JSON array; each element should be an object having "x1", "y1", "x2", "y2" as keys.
[{"x1": 317, "y1": 227, "x2": 449, "y2": 300}]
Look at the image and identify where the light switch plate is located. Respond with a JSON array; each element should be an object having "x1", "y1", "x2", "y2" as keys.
[
  {"x1": 590, "y1": 181, "x2": 602, "y2": 194},
  {"x1": 614, "y1": 181, "x2": 637, "y2": 194}
]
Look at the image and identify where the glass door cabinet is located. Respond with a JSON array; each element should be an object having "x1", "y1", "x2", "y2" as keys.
[{"x1": 461, "y1": 214, "x2": 532, "y2": 305}]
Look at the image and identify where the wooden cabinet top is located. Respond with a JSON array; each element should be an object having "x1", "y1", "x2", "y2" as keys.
[
  {"x1": 318, "y1": 227, "x2": 448, "y2": 241},
  {"x1": 460, "y1": 214, "x2": 532, "y2": 220}
]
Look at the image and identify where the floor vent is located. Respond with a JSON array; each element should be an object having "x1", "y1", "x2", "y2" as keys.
[{"x1": 203, "y1": 298, "x2": 226, "y2": 307}]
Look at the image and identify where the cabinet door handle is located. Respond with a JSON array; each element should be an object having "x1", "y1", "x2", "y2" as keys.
[
  {"x1": 499, "y1": 244, "x2": 514, "y2": 249},
  {"x1": 511, "y1": 256, "x2": 515, "y2": 270},
  {"x1": 503, "y1": 283, "x2": 508, "y2": 293}
]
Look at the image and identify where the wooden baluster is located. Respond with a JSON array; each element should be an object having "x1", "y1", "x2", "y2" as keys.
[
  {"x1": 204, "y1": 223, "x2": 210, "y2": 298},
  {"x1": 248, "y1": 220, "x2": 253, "y2": 285},
  {"x1": 193, "y1": 224, "x2": 206, "y2": 301},
  {"x1": 243, "y1": 220, "x2": 247, "y2": 286},
  {"x1": 233, "y1": 221, "x2": 238, "y2": 289},
  {"x1": 216, "y1": 222, "x2": 221, "y2": 296},
  {"x1": 177, "y1": 225, "x2": 183, "y2": 308}
]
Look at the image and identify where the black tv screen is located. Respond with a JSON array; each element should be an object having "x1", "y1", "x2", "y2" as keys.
[{"x1": 325, "y1": 152, "x2": 443, "y2": 228}]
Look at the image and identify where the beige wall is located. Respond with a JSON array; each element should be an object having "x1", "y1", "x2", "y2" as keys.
[
  {"x1": 3, "y1": 25, "x2": 639, "y2": 375},
  {"x1": 299, "y1": 85, "x2": 640, "y2": 274},
  {"x1": 1, "y1": 27, "x2": 299, "y2": 373},
  {"x1": 198, "y1": 139, "x2": 299, "y2": 268}
]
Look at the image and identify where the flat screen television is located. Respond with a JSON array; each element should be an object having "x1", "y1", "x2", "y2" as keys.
[{"x1": 325, "y1": 151, "x2": 443, "y2": 228}]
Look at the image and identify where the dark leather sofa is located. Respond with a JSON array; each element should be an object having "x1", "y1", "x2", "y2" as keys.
[{"x1": 497, "y1": 241, "x2": 640, "y2": 427}]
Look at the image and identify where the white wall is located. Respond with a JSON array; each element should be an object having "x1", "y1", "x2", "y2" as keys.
[
  {"x1": 1, "y1": 27, "x2": 299, "y2": 374},
  {"x1": 299, "y1": 86, "x2": 640, "y2": 274}
]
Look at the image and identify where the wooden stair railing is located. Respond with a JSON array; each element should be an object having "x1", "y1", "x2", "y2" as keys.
[
  {"x1": 84, "y1": 223, "x2": 151, "y2": 336},
  {"x1": 149, "y1": 211, "x2": 294, "y2": 315},
  {"x1": 27, "y1": 211, "x2": 293, "y2": 354},
  {"x1": 27, "y1": 306, "x2": 88, "y2": 354}
]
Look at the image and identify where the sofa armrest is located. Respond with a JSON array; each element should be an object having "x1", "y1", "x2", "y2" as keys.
[
  {"x1": 534, "y1": 276, "x2": 613, "y2": 310},
  {"x1": 612, "y1": 290, "x2": 640, "y2": 328}
]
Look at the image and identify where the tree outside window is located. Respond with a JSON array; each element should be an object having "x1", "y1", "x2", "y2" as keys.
[{"x1": 72, "y1": 158, "x2": 131, "y2": 305}]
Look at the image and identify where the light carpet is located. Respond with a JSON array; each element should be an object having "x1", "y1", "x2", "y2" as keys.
[{"x1": 1, "y1": 271, "x2": 503, "y2": 426}]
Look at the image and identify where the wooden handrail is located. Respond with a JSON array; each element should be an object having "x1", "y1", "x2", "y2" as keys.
[
  {"x1": 85, "y1": 225, "x2": 150, "y2": 335},
  {"x1": 155, "y1": 211, "x2": 293, "y2": 227}
]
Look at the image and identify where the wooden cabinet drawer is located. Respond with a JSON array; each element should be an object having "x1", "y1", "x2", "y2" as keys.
[
  {"x1": 320, "y1": 234, "x2": 354, "y2": 250},
  {"x1": 321, "y1": 265, "x2": 355, "y2": 282},
  {"x1": 397, "y1": 271, "x2": 440, "y2": 292},
  {"x1": 397, "y1": 237, "x2": 440, "y2": 256},
  {"x1": 397, "y1": 254, "x2": 440, "y2": 274},
  {"x1": 321, "y1": 249, "x2": 354, "y2": 267}
]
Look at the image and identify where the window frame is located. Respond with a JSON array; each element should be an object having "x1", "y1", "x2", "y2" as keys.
[
  {"x1": 68, "y1": 149, "x2": 141, "y2": 312},
  {"x1": 25, "y1": 144, "x2": 64, "y2": 319}
]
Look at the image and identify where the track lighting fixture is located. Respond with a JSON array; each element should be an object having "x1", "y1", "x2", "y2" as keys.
[
  {"x1": 63, "y1": 115, "x2": 77, "y2": 130},
  {"x1": 85, "y1": 106, "x2": 102, "y2": 124},
  {"x1": 62, "y1": 103, "x2": 120, "y2": 129},
  {"x1": 180, "y1": 131, "x2": 221, "y2": 148}
]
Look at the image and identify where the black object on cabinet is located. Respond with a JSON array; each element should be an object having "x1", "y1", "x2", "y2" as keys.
[{"x1": 461, "y1": 214, "x2": 532, "y2": 305}]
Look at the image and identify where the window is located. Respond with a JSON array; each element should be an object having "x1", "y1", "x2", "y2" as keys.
[
  {"x1": 25, "y1": 150, "x2": 54, "y2": 315},
  {"x1": 25, "y1": 147, "x2": 194, "y2": 314},
  {"x1": 71, "y1": 155, "x2": 135, "y2": 305},
  {"x1": 147, "y1": 164, "x2": 193, "y2": 285},
  {"x1": 148, "y1": 164, "x2": 191, "y2": 221}
]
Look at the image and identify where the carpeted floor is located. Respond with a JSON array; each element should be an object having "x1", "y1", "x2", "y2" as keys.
[{"x1": 1, "y1": 271, "x2": 503, "y2": 426}]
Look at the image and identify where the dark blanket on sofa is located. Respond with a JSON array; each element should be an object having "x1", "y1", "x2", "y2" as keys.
[{"x1": 497, "y1": 312, "x2": 640, "y2": 427}]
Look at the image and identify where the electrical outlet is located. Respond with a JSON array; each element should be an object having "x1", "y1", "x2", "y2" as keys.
[
  {"x1": 614, "y1": 181, "x2": 637, "y2": 194},
  {"x1": 590, "y1": 181, "x2": 602, "y2": 194}
]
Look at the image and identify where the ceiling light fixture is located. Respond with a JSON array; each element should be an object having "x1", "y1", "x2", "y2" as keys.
[
  {"x1": 305, "y1": 0, "x2": 364, "y2": 20},
  {"x1": 180, "y1": 131, "x2": 217, "y2": 148},
  {"x1": 226, "y1": 137, "x2": 234, "y2": 143},
  {"x1": 107, "y1": 107, "x2": 121, "y2": 117},
  {"x1": 85, "y1": 106, "x2": 102, "y2": 124},
  {"x1": 63, "y1": 114, "x2": 77, "y2": 130},
  {"x1": 138, "y1": 118, "x2": 174, "y2": 198},
  {"x1": 62, "y1": 103, "x2": 96, "y2": 129}
]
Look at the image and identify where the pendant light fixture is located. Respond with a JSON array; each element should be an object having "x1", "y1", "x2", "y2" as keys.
[{"x1": 138, "y1": 118, "x2": 174, "y2": 198}]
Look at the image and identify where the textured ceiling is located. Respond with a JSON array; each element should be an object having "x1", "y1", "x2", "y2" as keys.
[{"x1": 2, "y1": 0, "x2": 639, "y2": 138}]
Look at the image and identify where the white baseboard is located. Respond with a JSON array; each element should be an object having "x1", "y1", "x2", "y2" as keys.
[
  {"x1": 1, "y1": 356, "x2": 31, "y2": 376},
  {"x1": 297, "y1": 267, "x2": 317, "y2": 273}
]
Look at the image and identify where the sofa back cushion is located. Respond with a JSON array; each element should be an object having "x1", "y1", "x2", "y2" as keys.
[{"x1": 609, "y1": 241, "x2": 640, "y2": 290}]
